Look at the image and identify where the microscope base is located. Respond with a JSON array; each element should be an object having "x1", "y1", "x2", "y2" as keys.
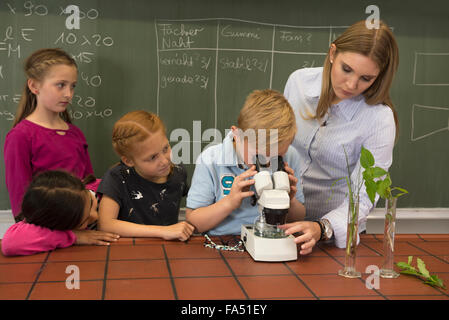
[{"x1": 241, "y1": 225, "x2": 298, "y2": 262}]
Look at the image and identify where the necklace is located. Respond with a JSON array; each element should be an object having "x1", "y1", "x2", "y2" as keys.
[{"x1": 203, "y1": 234, "x2": 244, "y2": 252}]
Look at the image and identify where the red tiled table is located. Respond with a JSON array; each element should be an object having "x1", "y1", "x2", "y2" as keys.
[{"x1": 0, "y1": 234, "x2": 448, "y2": 300}]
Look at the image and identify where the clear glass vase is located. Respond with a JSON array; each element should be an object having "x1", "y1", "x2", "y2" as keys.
[
  {"x1": 380, "y1": 197, "x2": 400, "y2": 278},
  {"x1": 338, "y1": 196, "x2": 361, "y2": 278}
]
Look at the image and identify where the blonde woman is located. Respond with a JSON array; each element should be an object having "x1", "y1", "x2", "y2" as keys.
[{"x1": 280, "y1": 20, "x2": 399, "y2": 254}]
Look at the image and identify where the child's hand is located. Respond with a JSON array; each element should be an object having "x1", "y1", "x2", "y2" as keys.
[
  {"x1": 284, "y1": 162, "x2": 298, "y2": 200},
  {"x1": 160, "y1": 221, "x2": 195, "y2": 242},
  {"x1": 227, "y1": 165, "x2": 256, "y2": 211},
  {"x1": 73, "y1": 230, "x2": 120, "y2": 246}
]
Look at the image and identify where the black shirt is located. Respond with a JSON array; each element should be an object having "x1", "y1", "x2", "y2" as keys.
[{"x1": 97, "y1": 162, "x2": 188, "y2": 226}]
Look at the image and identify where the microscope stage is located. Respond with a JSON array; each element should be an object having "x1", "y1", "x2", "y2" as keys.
[{"x1": 241, "y1": 225, "x2": 298, "y2": 262}]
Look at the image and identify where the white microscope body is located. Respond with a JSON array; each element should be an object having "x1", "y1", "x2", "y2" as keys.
[{"x1": 241, "y1": 157, "x2": 298, "y2": 262}]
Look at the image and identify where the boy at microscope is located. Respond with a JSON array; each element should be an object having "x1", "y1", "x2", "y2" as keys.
[{"x1": 186, "y1": 89, "x2": 305, "y2": 236}]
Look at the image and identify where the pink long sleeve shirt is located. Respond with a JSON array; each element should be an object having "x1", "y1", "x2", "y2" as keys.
[
  {"x1": 3, "y1": 120, "x2": 95, "y2": 216},
  {"x1": 1, "y1": 221, "x2": 76, "y2": 256}
]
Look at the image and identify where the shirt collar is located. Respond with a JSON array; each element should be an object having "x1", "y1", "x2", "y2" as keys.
[
  {"x1": 334, "y1": 94, "x2": 364, "y2": 122},
  {"x1": 220, "y1": 131, "x2": 242, "y2": 167},
  {"x1": 302, "y1": 67, "x2": 363, "y2": 122},
  {"x1": 303, "y1": 67, "x2": 323, "y2": 99}
]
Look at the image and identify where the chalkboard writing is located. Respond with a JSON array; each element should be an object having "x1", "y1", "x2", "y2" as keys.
[
  {"x1": 154, "y1": 18, "x2": 343, "y2": 134},
  {"x1": 1, "y1": 0, "x2": 448, "y2": 210}
]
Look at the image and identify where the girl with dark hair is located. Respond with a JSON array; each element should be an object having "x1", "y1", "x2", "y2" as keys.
[{"x1": 1, "y1": 171, "x2": 119, "y2": 256}]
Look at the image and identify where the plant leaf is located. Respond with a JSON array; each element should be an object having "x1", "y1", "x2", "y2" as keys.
[
  {"x1": 417, "y1": 258, "x2": 430, "y2": 279},
  {"x1": 372, "y1": 167, "x2": 388, "y2": 178},
  {"x1": 399, "y1": 269, "x2": 421, "y2": 277},
  {"x1": 395, "y1": 262, "x2": 408, "y2": 269},
  {"x1": 327, "y1": 177, "x2": 346, "y2": 203},
  {"x1": 424, "y1": 277, "x2": 446, "y2": 289},
  {"x1": 397, "y1": 257, "x2": 446, "y2": 290},
  {"x1": 363, "y1": 167, "x2": 374, "y2": 181},
  {"x1": 428, "y1": 275, "x2": 445, "y2": 289},
  {"x1": 377, "y1": 179, "x2": 390, "y2": 199},
  {"x1": 396, "y1": 261, "x2": 417, "y2": 273},
  {"x1": 434, "y1": 277, "x2": 446, "y2": 289},
  {"x1": 396, "y1": 262, "x2": 411, "y2": 270},
  {"x1": 394, "y1": 187, "x2": 408, "y2": 194},
  {"x1": 365, "y1": 180, "x2": 377, "y2": 204},
  {"x1": 391, "y1": 187, "x2": 409, "y2": 199},
  {"x1": 360, "y1": 147, "x2": 375, "y2": 168}
]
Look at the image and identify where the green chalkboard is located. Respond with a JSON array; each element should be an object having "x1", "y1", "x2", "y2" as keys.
[{"x1": 1, "y1": 0, "x2": 448, "y2": 210}]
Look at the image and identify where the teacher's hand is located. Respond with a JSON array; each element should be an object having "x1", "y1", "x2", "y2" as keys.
[{"x1": 278, "y1": 221, "x2": 321, "y2": 255}]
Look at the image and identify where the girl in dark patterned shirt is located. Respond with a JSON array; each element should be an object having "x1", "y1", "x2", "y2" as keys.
[{"x1": 97, "y1": 111, "x2": 194, "y2": 241}]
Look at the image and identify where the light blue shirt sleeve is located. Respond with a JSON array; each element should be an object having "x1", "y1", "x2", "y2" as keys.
[{"x1": 186, "y1": 154, "x2": 217, "y2": 210}]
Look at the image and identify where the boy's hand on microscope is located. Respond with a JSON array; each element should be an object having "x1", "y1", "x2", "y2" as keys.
[
  {"x1": 161, "y1": 221, "x2": 195, "y2": 242},
  {"x1": 227, "y1": 165, "x2": 257, "y2": 211},
  {"x1": 283, "y1": 162, "x2": 298, "y2": 200}
]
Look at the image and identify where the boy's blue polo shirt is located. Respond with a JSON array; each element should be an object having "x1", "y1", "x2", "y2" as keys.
[{"x1": 186, "y1": 131, "x2": 305, "y2": 235}]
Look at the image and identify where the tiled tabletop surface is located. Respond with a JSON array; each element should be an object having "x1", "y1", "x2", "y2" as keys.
[{"x1": 0, "y1": 234, "x2": 448, "y2": 300}]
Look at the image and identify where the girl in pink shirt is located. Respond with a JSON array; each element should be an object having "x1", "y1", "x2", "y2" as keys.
[
  {"x1": 3, "y1": 48, "x2": 99, "y2": 218},
  {"x1": 1, "y1": 170, "x2": 119, "y2": 256}
]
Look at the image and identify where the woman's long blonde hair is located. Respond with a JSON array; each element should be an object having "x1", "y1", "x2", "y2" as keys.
[
  {"x1": 13, "y1": 48, "x2": 77, "y2": 127},
  {"x1": 317, "y1": 20, "x2": 399, "y2": 138}
]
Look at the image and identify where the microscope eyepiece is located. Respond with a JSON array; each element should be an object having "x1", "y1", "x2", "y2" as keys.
[
  {"x1": 272, "y1": 155, "x2": 286, "y2": 172},
  {"x1": 254, "y1": 154, "x2": 270, "y2": 171}
]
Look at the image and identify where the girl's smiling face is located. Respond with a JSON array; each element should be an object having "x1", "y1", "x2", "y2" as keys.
[
  {"x1": 28, "y1": 64, "x2": 78, "y2": 114},
  {"x1": 329, "y1": 44, "x2": 380, "y2": 104}
]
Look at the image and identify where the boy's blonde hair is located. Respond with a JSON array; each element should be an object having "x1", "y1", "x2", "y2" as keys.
[
  {"x1": 237, "y1": 89, "x2": 297, "y2": 149},
  {"x1": 112, "y1": 110, "x2": 166, "y2": 159}
]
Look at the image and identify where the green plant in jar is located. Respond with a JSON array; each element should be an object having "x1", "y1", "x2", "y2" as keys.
[{"x1": 360, "y1": 147, "x2": 408, "y2": 253}]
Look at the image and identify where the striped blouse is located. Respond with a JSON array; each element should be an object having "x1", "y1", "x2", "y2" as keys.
[{"x1": 284, "y1": 67, "x2": 396, "y2": 248}]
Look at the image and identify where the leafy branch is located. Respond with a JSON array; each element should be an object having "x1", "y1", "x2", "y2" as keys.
[
  {"x1": 360, "y1": 147, "x2": 408, "y2": 252},
  {"x1": 360, "y1": 146, "x2": 408, "y2": 204},
  {"x1": 396, "y1": 256, "x2": 446, "y2": 290}
]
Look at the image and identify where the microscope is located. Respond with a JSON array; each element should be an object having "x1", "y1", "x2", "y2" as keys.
[{"x1": 241, "y1": 155, "x2": 298, "y2": 262}]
